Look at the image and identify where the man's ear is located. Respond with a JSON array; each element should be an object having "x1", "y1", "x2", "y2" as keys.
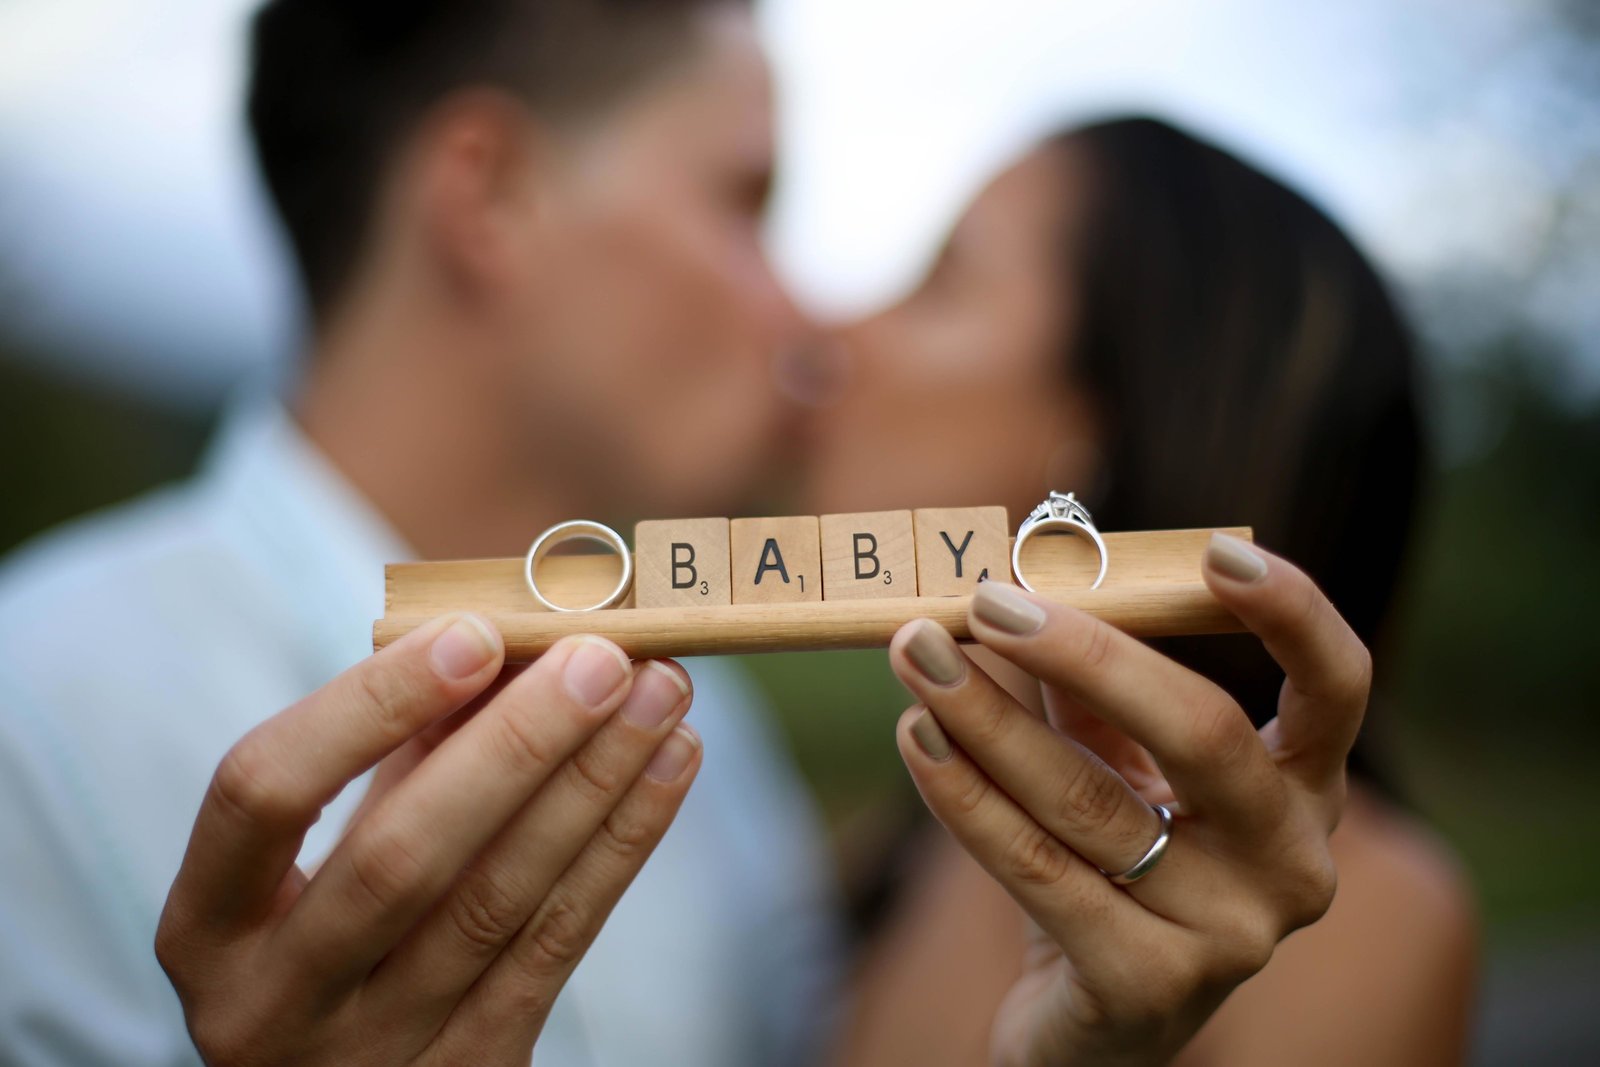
[{"x1": 408, "y1": 88, "x2": 545, "y2": 300}]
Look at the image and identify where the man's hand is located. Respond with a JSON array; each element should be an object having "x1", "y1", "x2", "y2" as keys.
[{"x1": 156, "y1": 613, "x2": 701, "y2": 1065}]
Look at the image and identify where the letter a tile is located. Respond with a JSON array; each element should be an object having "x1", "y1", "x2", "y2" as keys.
[
  {"x1": 820, "y1": 511, "x2": 917, "y2": 600},
  {"x1": 634, "y1": 518, "x2": 731, "y2": 608},
  {"x1": 730, "y1": 517, "x2": 822, "y2": 604}
]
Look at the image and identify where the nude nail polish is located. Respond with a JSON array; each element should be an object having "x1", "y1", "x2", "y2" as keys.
[
  {"x1": 910, "y1": 708, "x2": 953, "y2": 761},
  {"x1": 904, "y1": 619, "x2": 965, "y2": 686},
  {"x1": 971, "y1": 581, "x2": 1047, "y2": 636},
  {"x1": 1206, "y1": 532, "x2": 1267, "y2": 583}
]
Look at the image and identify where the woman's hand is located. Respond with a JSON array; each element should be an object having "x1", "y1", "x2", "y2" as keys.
[
  {"x1": 156, "y1": 614, "x2": 701, "y2": 1066},
  {"x1": 887, "y1": 533, "x2": 1367, "y2": 1067}
]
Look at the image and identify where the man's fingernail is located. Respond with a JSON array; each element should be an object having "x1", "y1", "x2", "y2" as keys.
[
  {"x1": 904, "y1": 620, "x2": 965, "y2": 687},
  {"x1": 430, "y1": 614, "x2": 499, "y2": 680},
  {"x1": 646, "y1": 724, "x2": 700, "y2": 782},
  {"x1": 972, "y1": 581, "x2": 1047, "y2": 636},
  {"x1": 563, "y1": 637, "x2": 631, "y2": 709},
  {"x1": 1206, "y1": 532, "x2": 1268, "y2": 584},
  {"x1": 620, "y1": 662, "x2": 690, "y2": 729},
  {"x1": 910, "y1": 708, "x2": 952, "y2": 762}
]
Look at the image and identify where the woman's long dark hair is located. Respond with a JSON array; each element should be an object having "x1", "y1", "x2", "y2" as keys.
[
  {"x1": 1060, "y1": 117, "x2": 1427, "y2": 794},
  {"x1": 844, "y1": 117, "x2": 1428, "y2": 935}
]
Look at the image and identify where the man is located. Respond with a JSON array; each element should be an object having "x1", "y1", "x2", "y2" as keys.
[{"x1": 0, "y1": 2, "x2": 841, "y2": 1063}]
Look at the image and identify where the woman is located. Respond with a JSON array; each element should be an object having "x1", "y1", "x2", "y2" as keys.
[{"x1": 811, "y1": 118, "x2": 1478, "y2": 1065}]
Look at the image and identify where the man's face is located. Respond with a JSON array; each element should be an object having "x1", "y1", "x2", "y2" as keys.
[{"x1": 506, "y1": 6, "x2": 802, "y2": 520}]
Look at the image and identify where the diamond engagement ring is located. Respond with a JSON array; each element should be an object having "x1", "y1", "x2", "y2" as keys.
[{"x1": 1011, "y1": 490, "x2": 1109, "y2": 591}]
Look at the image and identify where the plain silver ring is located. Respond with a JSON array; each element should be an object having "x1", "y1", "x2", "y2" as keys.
[
  {"x1": 1103, "y1": 803, "x2": 1173, "y2": 886},
  {"x1": 524, "y1": 520, "x2": 633, "y2": 613},
  {"x1": 1011, "y1": 490, "x2": 1109, "y2": 591}
]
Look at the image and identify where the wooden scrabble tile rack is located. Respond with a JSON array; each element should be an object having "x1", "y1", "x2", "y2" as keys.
[{"x1": 373, "y1": 521, "x2": 1253, "y2": 661}]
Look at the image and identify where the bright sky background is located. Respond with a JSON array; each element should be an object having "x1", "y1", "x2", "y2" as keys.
[{"x1": 1, "y1": 0, "x2": 1595, "y2": 408}]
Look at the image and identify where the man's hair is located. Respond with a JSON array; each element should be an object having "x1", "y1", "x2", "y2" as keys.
[{"x1": 247, "y1": 0, "x2": 727, "y2": 322}]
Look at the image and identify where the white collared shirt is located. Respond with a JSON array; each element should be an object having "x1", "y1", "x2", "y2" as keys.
[{"x1": 0, "y1": 397, "x2": 844, "y2": 1067}]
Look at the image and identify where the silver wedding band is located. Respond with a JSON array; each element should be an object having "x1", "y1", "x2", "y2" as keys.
[
  {"x1": 1011, "y1": 490, "x2": 1109, "y2": 591},
  {"x1": 524, "y1": 519, "x2": 634, "y2": 612},
  {"x1": 1102, "y1": 803, "x2": 1173, "y2": 886}
]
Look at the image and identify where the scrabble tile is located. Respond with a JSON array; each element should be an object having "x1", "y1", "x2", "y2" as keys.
[
  {"x1": 820, "y1": 511, "x2": 917, "y2": 600},
  {"x1": 634, "y1": 518, "x2": 731, "y2": 608},
  {"x1": 913, "y1": 506, "x2": 1012, "y2": 596},
  {"x1": 730, "y1": 516, "x2": 822, "y2": 604}
]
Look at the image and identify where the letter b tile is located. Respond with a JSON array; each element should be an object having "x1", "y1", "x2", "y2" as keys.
[
  {"x1": 820, "y1": 511, "x2": 917, "y2": 600},
  {"x1": 634, "y1": 518, "x2": 731, "y2": 608},
  {"x1": 913, "y1": 506, "x2": 1012, "y2": 596},
  {"x1": 730, "y1": 517, "x2": 822, "y2": 604}
]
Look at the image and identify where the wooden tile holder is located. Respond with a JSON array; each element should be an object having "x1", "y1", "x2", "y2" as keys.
[{"x1": 373, "y1": 526, "x2": 1251, "y2": 660}]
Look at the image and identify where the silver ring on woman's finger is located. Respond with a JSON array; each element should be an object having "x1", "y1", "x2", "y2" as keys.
[{"x1": 1102, "y1": 803, "x2": 1173, "y2": 886}]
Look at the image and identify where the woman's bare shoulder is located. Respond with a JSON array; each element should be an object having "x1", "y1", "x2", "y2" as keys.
[
  {"x1": 1180, "y1": 783, "x2": 1479, "y2": 1067},
  {"x1": 1335, "y1": 784, "x2": 1478, "y2": 931}
]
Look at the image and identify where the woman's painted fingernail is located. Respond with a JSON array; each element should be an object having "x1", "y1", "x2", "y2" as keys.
[
  {"x1": 910, "y1": 708, "x2": 952, "y2": 762},
  {"x1": 646, "y1": 724, "x2": 700, "y2": 781},
  {"x1": 904, "y1": 620, "x2": 966, "y2": 687},
  {"x1": 972, "y1": 581, "x2": 1047, "y2": 636},
  {"x1": 563, "y1": 637, "x2": 631, "y2": 709},
  {"x1": 1206, "y1": 532, "x2": 1268, "y2": 584},
  {"x1": 620, "y1": 662, "x2": 690, "y2": 729},
  {"x1": 430, "y1": 614, "x2": 499, "y2": 680}
]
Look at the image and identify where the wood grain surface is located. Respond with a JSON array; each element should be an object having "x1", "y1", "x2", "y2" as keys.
[{"x1": 374, "y1": 525, "x2": 1252, "y2": 660}]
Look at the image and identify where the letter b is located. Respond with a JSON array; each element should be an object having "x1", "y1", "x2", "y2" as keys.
[
  {"x1": 853, "y1": 532, "x2": 881, "y2": 580},
  {"x1": 670, "y1": 542, "x2": 697, "y2": 589}
]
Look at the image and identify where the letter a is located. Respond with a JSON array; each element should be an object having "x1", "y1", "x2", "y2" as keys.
[{"x1": 754, "y1": 537, "x2": 790, "y2": 585}]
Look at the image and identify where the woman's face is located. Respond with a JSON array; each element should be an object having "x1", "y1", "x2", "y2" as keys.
[{"x1": 800, "y1": 144, "x2": 1102, "y2": 526}]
